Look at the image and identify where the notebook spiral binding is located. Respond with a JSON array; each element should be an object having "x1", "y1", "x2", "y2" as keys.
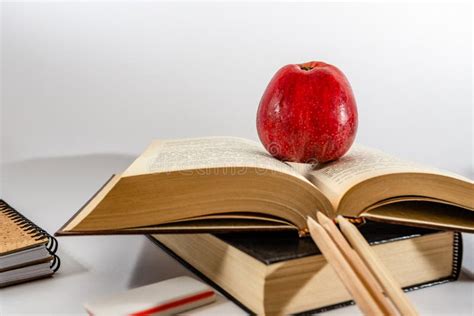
[{"x1": 0, "y1": 200, "x2": 60, "y2": 272}]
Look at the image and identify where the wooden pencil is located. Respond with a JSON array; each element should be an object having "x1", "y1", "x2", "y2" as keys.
[
  {"x1": 306, "y1": 217, "x2": 384, "y2": 315},
  {"x1": 337, "y1": 215, "x2": 419, "y2": 316},
  {"x1": 316, "y1": 212, "x2": 398, "y2": 315}
]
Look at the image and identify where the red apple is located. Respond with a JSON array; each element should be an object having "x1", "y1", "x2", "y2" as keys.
[{"x1": 256, "y1": 61, "x2": 358, "y2": 163}]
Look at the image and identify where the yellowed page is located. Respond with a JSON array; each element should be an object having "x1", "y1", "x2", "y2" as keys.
[
  {"x1": 61, "y1": 174, "x2": 122, "y2": 232},
  {"x1": 304, "y1": 144, "x2": 472, "y2": 208},
  {"x1": 122, "y1": 137, "x2": 310, "y2": 183}
]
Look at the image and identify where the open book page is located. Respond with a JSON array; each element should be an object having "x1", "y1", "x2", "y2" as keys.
[
  {"x1": 302, "y1": 144, "x2": 467, "y2": 208},
  {"x1": 122, "y1": 137, "x2": 310, "y2": 183}
]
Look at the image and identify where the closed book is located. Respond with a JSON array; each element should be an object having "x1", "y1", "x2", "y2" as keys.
[{"x1": 149, "y1": 221, "x2": 462, "y2": 314}]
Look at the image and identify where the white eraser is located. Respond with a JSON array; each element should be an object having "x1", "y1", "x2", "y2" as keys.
[{"x1": 84, "y1": 276, "x2": 216, "y2": 316}]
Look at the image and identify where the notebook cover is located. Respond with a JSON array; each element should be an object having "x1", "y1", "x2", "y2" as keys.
[
  {"x1": 147, "y1": 221, "x2": 463, "y2": 314},
  {"x1": 0, "y1": 255, "x2": 53, "y2": 273},
  {"x1": 0, "y1": 204, "x2": 48, "y2": 256},
  {"x1": 0, "y1": 200, "x2": 60, "y2": 280},
  {"x1": 0, "y1": 272, "x2": 55, "y2": 288}
]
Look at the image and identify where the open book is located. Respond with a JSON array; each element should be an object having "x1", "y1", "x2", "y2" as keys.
[{"x1": 56, "y1": 137, "x2": 474, "y2": 237}]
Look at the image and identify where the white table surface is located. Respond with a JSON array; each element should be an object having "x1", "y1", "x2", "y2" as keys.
[{"x1": 1, "y1": 155, "x2": 473, "y2": 315}]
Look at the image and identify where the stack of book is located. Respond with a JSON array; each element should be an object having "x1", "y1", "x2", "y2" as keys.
[
  {"x1": 56, "y1": 137, "x2": 472, "y2": 313},
  {"x1": 1, "y1": 200, "x2": 60, "y2": 287}
]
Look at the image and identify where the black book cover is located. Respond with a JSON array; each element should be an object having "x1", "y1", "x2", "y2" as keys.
[{"x1": 148, "y1": 221, "x2": 463, "y2": 314}]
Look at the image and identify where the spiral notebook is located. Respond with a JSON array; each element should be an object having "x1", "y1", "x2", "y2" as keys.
[{"x1": 0, "y1": 200, "x2": 60, "y2": 287}]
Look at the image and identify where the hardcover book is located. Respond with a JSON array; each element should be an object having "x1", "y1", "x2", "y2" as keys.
[
  {"x1": 149, "y1": 221, "x2": 462, "y2": 314},
  {"x1": 56, "y1": 137, "x2": 474, "y2": 236}
]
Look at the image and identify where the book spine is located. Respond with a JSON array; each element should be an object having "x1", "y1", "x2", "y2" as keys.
[{"x1": 0, "y1": 200, "x2": 60, "y2": 272}]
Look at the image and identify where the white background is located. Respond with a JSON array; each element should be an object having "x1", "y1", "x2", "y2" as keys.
[
  {"x1": 2, "y1": 2, "x2": 472, "y2": 169},
  {"x1": 1, "y1": 2, "x2": 473, "y2": 315}
]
